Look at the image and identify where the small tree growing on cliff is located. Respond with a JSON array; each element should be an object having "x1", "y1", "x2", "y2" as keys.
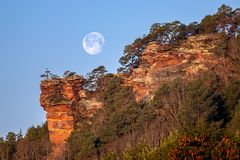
[
  {"x1": 149, "y1": 21, "x2": 187, "y2": 45},
  {"x1": 118, "y1": 38, "x2": 145, "y2": 73},
  {"x1": 40, "y1": 68, "x2": 60, "y2": 80},
  {"x1": 63, "y1": 70, "x2": 76, "y2": 78},
  {"x1": 84, "y1": 66, "x2": 107, "y2": 91}
]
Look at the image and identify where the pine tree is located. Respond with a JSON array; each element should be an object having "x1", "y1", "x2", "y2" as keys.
[{"x1": 84, "y1": 66, "x2": 107, "y2": 91}]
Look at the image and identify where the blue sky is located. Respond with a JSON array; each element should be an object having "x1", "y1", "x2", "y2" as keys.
[{"x1": 0, "y1": 0, "x2": 239, "y2": 137}]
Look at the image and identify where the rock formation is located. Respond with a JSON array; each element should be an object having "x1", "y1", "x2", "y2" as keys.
[
  {"x1": 40, "y1": 34, "x2": 236, "y2": 159},
  {"x1": 40, "y1": 75, "x2": 102, "y2": 159},
  {"x1": 125, "y1": 34, "x2": 233, "y2": 101}
]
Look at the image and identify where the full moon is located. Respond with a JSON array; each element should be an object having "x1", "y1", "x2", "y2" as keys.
[{"x1": 82, "y1": 32, "x2": 105, "y2": 55}]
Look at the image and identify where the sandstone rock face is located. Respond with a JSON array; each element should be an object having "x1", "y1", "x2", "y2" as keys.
[
  {"x1": 40, "y1": 76, "x2": 102, "y2": 159},
  {"x1": 40, "y1": 34, "x2": 235, "y2": 159},
  {"x1": 126, "y1": 34, "x2": 221, "y2": 101}
]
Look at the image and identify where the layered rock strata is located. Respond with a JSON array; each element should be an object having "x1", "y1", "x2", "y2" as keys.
[
  {"x1": 40, "y1": 75, "x2": 102, "y2": 159},
  {"x1": 125, "y1": 34, "x2": 222, "y2": 101},
  {"x1": 40, "y1": 34, "x2": 235, "y2": 159}
]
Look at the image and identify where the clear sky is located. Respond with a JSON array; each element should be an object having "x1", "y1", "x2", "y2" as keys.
[{"x1": 0, "y1": 0, "x2": 239, "y2": 137}]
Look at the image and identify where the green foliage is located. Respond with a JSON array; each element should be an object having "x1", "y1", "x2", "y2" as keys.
[
  {"x1": 101, "y1": 133, "x2": 178, "y2": 160},
  {"x1": 5, "y1": 132, "x2": 17, "y2": 160},
  {"x1": 214, "y1": 33, "x2": 240, "y2": 60},
  {"x1": 67, "y1": 124, "x2": 96, "y2": 160},
  {"x1": 25, "y1": 123, "x2": 49, "y2": 141},
  {"x1": 100, "y1": 76, "x2": 135, "y2": 112},
  {"x1": 98, "y1": 76, "x2": 142, "y2": 141},
  {"x1": 40, "y1": 68, "x2": 60, "y2": 80},
  {"x1": 151, "y1": 83, "x2": 170, "y2": 108},
  {"x1": 217, "y1": 4, "x2": 233, "y2": 16},
  {"x1": 228, "y1": 35, "x2": 240, "y2": 63},
  {"x1": 122, "y1": 143, "x2": 151, "y2": 160},
  {"x1": 118, "y1": 37, "x2": 145, "y2": 73},
  {"x1": 84, "y1": 65, "x2": 108, "y2": 91},
  {"x1": 153, "y1": 133, "x2": 178, "y2": 160},
  {"x1": 149, "y1": 21, "x2": 187, "y2": 45},
  {"x1": 215, "y1": 33, "x2": 230, "y2": 57},
  {"x1": 179, "y1": 74, "x2": 227, "y2": 133},
  {"x1": 14, "y1": 123, "x2": 51, "y2": 160},
  {"x1": 45, "y1": 94, "x2": 71, "y2": 106},
  {"x1": 224, "y1": 78, "x2": 240, "y2": 116},
  {"x1": 118, "y1": 20, "x2": 198, "y2": 73},
  {"x1": 63, "y1": 70, "x2": 76, "y2": 78},
  {"x1": 68, "y1": 76, "x2": 148, "y2": 159},
  {"x1": 45, "y1": 86, "x2": 71, "y2": 106},
  {"x1": 0, "y1": 123, "x2": 50, "y2": 160},
  {"x1": 118, "y1": 44, "x2": 139, "y2": 73},
  {"x1": 226, "y1": 102, "x2": 240, "y2": 137},
  {"x1": 67, "y1": 76, "x2": 140, "y2": 159},
  {"x1": 200, "y1": 4, "x2": 240, "y2": 35},
  {"x1": 20, "y1": 4, "x2": 240, "y2": 160},
  {"x1": 101, "y1": 133, "x2": 240, "y2": 160},
  {"x1": 118, "y1": 4, "x2": 240, "y2": 74},
  {"x1": 100, "y1": 152, "x2": 119, "y2": 160},
  {"x1": 199, "y1": 15, "x2": 218, "y2": 33}
]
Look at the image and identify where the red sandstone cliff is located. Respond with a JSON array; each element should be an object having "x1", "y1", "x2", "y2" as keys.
[
  {"x1": 40, "y1": 75, "x2": 102, "y2": 159},
  {"x1": 40, "y1": 34, "x2": 236, "y2": 159},
  {"x1": 125, "y1": 34, "x2": 235, "y2": 101}
]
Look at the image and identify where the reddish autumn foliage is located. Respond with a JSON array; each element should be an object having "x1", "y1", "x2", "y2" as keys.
[{"x1": 170, "y1": 134, "x2": 240, "y2": 160}]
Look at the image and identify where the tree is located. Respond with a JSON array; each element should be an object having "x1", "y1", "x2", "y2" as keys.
[
  {"x1": 16, "y1": 129, "x2": 23, "y2": 142},
  {"x1": 199, "y1": 15, "x2": 218, "y2": 33},
  {"x1": 63, "y1": 70, "x2": 76, "y2": 78},
  {"x1": 118, "y1": 44, "x2": 139, "y2": 73},
  {"x1": 217, "y1": 4, "x2": 233, "y2": 17},
  {"x1": 226, "y1": 101, "x2": 240, "y2": 137},
  {"x1": 216, "y1": 5, "x2": 236, "y2": 35},
  {"x1": 199, "y1": 5, "x2": 240, "y2": 35},
  {"x1": 186, "y1": 22, "x2": 199, "y2": 36},
  {"x1": 179, "y1": 74, "x2": 227, "y2": 133},
  {"x1": 149, "y1": 21, "x2": 187, "y2": 45},
  {"x1": 228, "y1": 35, "x2": 240, "y2": 64},
  {"x1": 84, "y1": 66, "x2": 107, "y2": 91},
  {"x1": 14, "y1": 123, "x2": 51, "y2": 160},
  {"x1": 215, "y1": 33, "x2": 230, "y2": 57},
  {"x1": 224, "y1": 78, "x2": 240, "y2": 116},
  {"x1": 40, "y1": 68, "x2": 59, "y2": 80},
  {"x1": 67, "y1": 125, "x2": 96, "y2": 160},
  {"x1": 5, "y1": 132, "x2": 17, "y2": 160},
  {"x1": 0, "y1": 137, "x2": 8, "y2": 160}
]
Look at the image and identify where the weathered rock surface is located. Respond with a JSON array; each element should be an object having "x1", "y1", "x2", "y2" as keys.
[
  {"x1": 40, "y1": 34, "x2": 236, "y2": 159},
  {"x1": 125, "y1": 34, "x2": 229, "y2": 101},
  {"x1": 40, "y1": 76, "x2": 102, "y2": 159}
]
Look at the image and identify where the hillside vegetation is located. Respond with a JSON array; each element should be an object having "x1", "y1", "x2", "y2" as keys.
[{"x1": 1, "y1": 4, "x2": 240, "y2": 160}]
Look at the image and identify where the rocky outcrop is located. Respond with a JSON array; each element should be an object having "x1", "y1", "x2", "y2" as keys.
[
  {"x1": 40, "y1": 33, "x2": 235, "y2": 159},
  {"x1": 125, "y1": 34, "x2": 224, "y2": 101},
  {"x1": 40, "y1": 76, "x2": 102, "y2": 159}
]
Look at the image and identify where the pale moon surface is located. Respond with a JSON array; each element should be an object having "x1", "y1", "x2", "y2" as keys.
[{"x1": 82, "y1": 32, "x2": 105, "y2": 55}]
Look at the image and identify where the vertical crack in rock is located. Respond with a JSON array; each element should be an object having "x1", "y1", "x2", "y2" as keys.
[{"x1": 40, "y1": 75, "x2": 103, "y2": 159}]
